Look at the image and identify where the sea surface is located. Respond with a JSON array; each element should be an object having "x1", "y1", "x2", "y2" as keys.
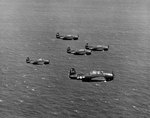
[{"x1": 0, "y1": 0, "x2": 150, "y2": 118}]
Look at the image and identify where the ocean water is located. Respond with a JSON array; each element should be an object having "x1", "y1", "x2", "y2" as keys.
[{"x1": 0, "y1": 0, "x2": 150, "y2": 118}]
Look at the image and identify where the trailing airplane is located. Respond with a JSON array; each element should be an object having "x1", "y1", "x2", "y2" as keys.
[
  {"x1": 69, "y1": 68, "x2": 114, "y2": 82},
  {"x1": 67, "y1": 47, "x2": 91, "y2": 55},
  {"x1": 26, "y1": 57, "x2": 50, "y2": 65},
  {"x1": 85, "y1": 43, "x2": 109, "y2": 51},
  {"x1": 56, "y1": 32, "x2": 79, "y2": 40}
]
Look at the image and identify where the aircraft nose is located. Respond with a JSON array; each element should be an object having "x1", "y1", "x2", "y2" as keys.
[
  {"x1": 112, "y1": 72, "x2": 115, "y2": 78},
  {"x1": 104, "y1": 48, "x2": 108, "y2": 51},
  {"x1": 104, "y1": 72, "x2": 114, "y2": 81}
]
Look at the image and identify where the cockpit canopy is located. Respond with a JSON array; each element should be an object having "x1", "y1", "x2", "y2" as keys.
[
  {"x1": 90, "y1": 70, "x2": 103, "y2": 75},
  {"x1": 78, "y1": 49, "x2": 85, "y2": 52}
]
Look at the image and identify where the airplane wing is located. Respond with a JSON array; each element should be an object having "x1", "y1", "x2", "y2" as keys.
[
  {"x1": 82, "y1": 75, "x2": 106, "y2": 82},
  {"x1": 81, "y1": 74, "x2": 97, "y2": 81}
]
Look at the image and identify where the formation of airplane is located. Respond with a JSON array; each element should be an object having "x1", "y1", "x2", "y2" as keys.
[
  {"x1": 85, "y1": 43, "x2": 109, "y2": 51},
  {"x1": 56, "y1": 32, "x2": 79, "y2": 40},
  {"x1": 67, "y1": 47, "x2": 91, "y2": 55},
  {"x1": 26, "y1": 57, "x2": 50, "y2": 65},
  {"x1": 25, "y1": 32, "x2": 115, "y2": 83},
  {"x1": 69, "y1": 68, "x2": 114, "y2": 82}
]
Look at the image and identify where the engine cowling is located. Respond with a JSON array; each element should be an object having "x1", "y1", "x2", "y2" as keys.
[
  {"x1": 104, "y1": 72, "x2": 114, "y2": 81},
  {"x1": 44, "y1": 60, "x2": 50, "y2": 64}
]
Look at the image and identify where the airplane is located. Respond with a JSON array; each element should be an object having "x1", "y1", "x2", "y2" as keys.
[
  {"x1": 26, "y1": 57, "x2": 50, "y2": 65},
  {"x1": 69, "y1": 68, "x2": 114, "y2": 82},
  {"x1": 67, "y1": 47, "x2": 91, "y2": 55},
  {"x1": 56, "y1": 32, "x2": 79, "y2": 40},
  {"x1": 85, "y1": 43, "x2": 109, "y2": 51}
]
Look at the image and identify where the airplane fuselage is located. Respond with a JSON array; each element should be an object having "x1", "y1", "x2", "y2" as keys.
[
  {"x1": 56, "y1": 33, "x2": 79, "y2": 40},
  {"x1": 85, "y1": 44, "x2": 109, "y2": 51},
  {"x1": 67, "y1": 49, "x2": 91, "y2": 55},
  {"x1": 26, "y1": 58, "x2": 50, "y2": 65},
  {"x1": 87, "y1": 46, "x2": 104, "y2": 51},
  {"x1": 69, "y1": 69, "x2": 114, "y2": 82}
]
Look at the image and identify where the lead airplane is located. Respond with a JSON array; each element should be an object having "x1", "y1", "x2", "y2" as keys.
[
  {"x1": 85, "y1": 43, "x2": 109, "y2": 51},
  {"x1": 69, "y1": 68, "x2": 114, "y2": 82},
  {"x1": 56, "y1": 32, "x2": 79, "y2": 40},
  {"x1": 67, "y1": 47, "x2": 91, "y2": 55}
]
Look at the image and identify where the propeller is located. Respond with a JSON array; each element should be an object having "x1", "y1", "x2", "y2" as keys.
[
  {"x1": 108, "y1": 45, "x2": 109, "y2": 49},
  {"x1": 112, "y1": 71, "x2": 115, "y2": 78}
]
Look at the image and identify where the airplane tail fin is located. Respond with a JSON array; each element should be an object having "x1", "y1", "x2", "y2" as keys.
[
  {"x1": 26, "y1": 57, "x2": 30, "y2": 63},
  {"x1": 67, "y1": 47, "x2": 71, "y2": 53},
  {"x1": 69, "y1": 68, "x2": 77, "y2": 79},
  {"x1": 56, "y1": 32, "x2": 60, "y2": 38},
  {"x1": 85, "y1": 43, "x2": 89, "y2": 49},
  {"x1": 69, "y1": 68, "x2": 76, "y2": 75}
]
